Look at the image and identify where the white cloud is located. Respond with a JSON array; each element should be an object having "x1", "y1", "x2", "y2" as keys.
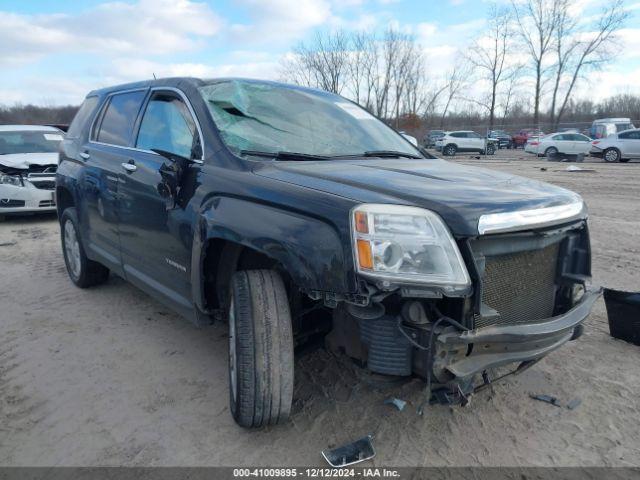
[
  {"x1": 0, "y1": 0, "x2": 222, "y2": 66},
  {"x1": 229, "y1": 0, "x2": 332, "y2": 45}
]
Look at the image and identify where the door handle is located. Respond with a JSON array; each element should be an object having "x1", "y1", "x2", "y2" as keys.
[
  {"x1": 121, "y1": 161, "x2": 137, "y2": 173},
  {"x1": 79, "y1": 151, "x2": 90, "y2": 160}
]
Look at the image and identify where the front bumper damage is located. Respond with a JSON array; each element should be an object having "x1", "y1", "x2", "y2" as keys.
[
  {"x1": 0, "y1": 174, "x2": 57, "y2": 214},
  {"x1": 434, "y1": 287, "x2": 601, "y2": 379}
]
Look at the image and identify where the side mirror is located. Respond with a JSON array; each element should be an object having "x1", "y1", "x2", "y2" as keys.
[{"x1": 152, "y1": 149, "x2": 196, "y2": 209}]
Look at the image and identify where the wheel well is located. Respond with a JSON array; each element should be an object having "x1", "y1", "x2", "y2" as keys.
[
  {"x1": 56, "y1": 187, "x2": 74, "y2": 218},
  {"x1": 202, "y1": 239, "x2": 282, "y2": 311}
]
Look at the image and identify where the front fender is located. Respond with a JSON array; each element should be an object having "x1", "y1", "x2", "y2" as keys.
[{"x1": 191, "y1": 196, "x2": 355, "y2": 312}]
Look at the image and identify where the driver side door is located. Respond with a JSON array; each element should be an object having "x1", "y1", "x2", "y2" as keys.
[{"x1": 117, "y1": 88, "x2": 204, "y2": 314}]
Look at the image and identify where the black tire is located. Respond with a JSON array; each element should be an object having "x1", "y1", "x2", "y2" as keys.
[
  {"x1": 603, "y1": 148, "x2": 621, "y2": 163},
  {"x1": 229, "y1": 269, "x2": 293, "y2": 428},
  {"x1": 545, "y1": 147, "x2": 558, "y2": 159},
  {"x1": 443, "y1": 144, "x2": 457, "y2": 156},
  {"x1": 60, "y1": 207, "x2": 109, "y2": 288},
  {"x1": 486, "y1": 144, "x2": 496, "y2": 155}
]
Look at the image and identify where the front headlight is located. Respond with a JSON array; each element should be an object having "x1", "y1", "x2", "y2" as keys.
[
  {"x1": 0, "y1": 174, "x2": 23, "y2": 187},
  {"x1": 351, "y1": 204, "x2": 471, "y2": 293}
]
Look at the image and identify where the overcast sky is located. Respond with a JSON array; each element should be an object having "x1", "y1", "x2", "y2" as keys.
[{"x1": 1, "y1": 0, "x2": 639, "y2": 106}]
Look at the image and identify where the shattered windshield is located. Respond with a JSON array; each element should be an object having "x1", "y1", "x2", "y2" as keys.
[{"x1": 198, "y1": 80, "x2": 421, "y2": 159}]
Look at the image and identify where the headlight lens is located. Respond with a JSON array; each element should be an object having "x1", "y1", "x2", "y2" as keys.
[
  {"x1": 352, "y1": 204, "x2": 471, "y2": 292},
  {"x1": 0, "y1": 174, "x2": 23, "y2": 187}
]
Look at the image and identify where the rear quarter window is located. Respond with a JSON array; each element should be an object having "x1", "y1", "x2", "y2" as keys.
[
  {"x1": 66, "y1": 96, "x2": 99, "y2": 139},
  {"x1": 95, "y1": 90, "x2": 146, "y2": 147}
]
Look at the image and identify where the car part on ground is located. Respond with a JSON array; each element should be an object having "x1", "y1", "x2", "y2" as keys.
[
  {"x1": 321, "y1": 436, "x2": 375, "y2": 468},
  {"x1": 604, "y1": 288, "x2": 640, "y2": 346}
]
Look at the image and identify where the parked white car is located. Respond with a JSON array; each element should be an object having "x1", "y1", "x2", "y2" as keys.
[
  {"x1": 436, "y1": 130, "x2": 496, "y2": 156},
  {"x1": 0, "y1": 125, "x2": 63, "y2": 216},
  {"x1": 590, "y1": 128, "x2": 640, "y2": 162},
  {"x1": 524, "y1": 132, "x2": 592, "y2": 157}
]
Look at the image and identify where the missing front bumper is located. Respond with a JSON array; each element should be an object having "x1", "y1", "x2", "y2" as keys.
[{"x1": 435, "y1": 287, "x2": 601, "y2": 378}]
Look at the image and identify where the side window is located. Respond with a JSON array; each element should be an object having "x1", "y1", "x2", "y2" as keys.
[
  {"x1": 619, "y1": 131, "x2": 640, "y2": 140},
  {"x1": 136, "y1": 92, "x2": 200, "y2": 159},
  {"x1": 67, "y1": 96, "x2": 99, "y2": 139},
  {"x1": 450, "y1": 132, "x2": 463, "y2": 138},
  {"x1": 95, "y1": 91, "x2": 146, "y2": 147}
]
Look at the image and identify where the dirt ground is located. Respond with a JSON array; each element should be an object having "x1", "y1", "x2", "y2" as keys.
[{"x1": 1, "y1": 150, "x2": 639, "y2": 467}]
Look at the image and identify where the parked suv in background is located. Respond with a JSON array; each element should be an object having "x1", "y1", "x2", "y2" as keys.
[
  {"x1": 56, "y1": 77, "x2": 598, "y2": 428},
  {"x1": 436, "y1": 131, "x2": 497, "y2": 156},
  {"x1": 590, "y1": 128, "x2": 640, "y2": 162},
  {"x1": 0, "y1": 125, "x2": 63, "y2": 217},
  {"x1": 590, "y1": 118, "x2": 635, "y2": 139},
  {"x1": 424, "y1": 130, "x2": 445, "y2": 147},
  {"x1": 488, "y1": 130, "x2": 512, "y2": 149}
]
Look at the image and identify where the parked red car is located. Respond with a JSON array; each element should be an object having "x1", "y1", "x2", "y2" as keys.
[{"x1": 512, "y1": 129, "x2": 545, "y2": 148}]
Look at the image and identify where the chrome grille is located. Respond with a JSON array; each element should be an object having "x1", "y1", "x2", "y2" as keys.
[{"x1": 475, "y1": 242, "x2": 559, "y2": 329}]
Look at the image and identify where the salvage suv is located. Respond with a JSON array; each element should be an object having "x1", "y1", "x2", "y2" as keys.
[{"x1": 57, "y1": 78, "x2": 599, "y2": 428}]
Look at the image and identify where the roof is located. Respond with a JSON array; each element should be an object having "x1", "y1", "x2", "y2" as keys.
[
  {"x1": 0, "y1": 125, "x2": 62, "y2": 132},
  {"x1": 86, "y1": 76, "x2": 332, "y2": 98},
  {"x1": 592, "y1": 118, "x2": 633, "y2": 123}
]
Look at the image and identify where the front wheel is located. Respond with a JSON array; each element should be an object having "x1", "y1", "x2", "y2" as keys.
[
  {"x1": 229, "y1": 270, "x2": 294, "y2": 428},
  {"x1": 443, "y1": 144, "x2": 457, "y2": 156},
  {"x1": 486, "y1": 144, "x2": 496, "y2": 155},
  {"x1": 60, "y1": 207, "x2": 109, "y2": 288}
]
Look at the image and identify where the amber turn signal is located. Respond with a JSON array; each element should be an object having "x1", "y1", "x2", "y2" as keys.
[
  {"x1": 354, "y1": 211, "x2": 369, "y2": 234},
  {"x1": 356, "y1": 239, "x2": 373, "y2": 269}
]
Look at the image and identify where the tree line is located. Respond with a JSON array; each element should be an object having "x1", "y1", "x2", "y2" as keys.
[{"x1": 280, "y1": 0, "x2": 630, "y2": 133}]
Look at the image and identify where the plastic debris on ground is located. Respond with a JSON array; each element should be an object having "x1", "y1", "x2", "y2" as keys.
[
  {"x1": 321, "y1": 435, "x2": 376, "y2": 468},
  {"x1": 383, "y1": 397, "x2": 407, "y2": 411}
]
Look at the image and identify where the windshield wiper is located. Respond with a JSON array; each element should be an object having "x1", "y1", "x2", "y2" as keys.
[
  {"x1": 240, "y1": 150, "x2": 332, "y2": 161},
  {"x1": 362, "y1": 150, "x2": 422, "y2": 159}
]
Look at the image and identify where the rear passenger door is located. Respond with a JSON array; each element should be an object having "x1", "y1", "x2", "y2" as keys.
[
  {"x1": 117, "y1": 88, "x2": 203, "y2": 314},
  {"x1": 82, "y1": 89, "x2": 147, "y2": 273},
  {"x1": 618, "y1": 131, "x2": 640, "y2": 157}
]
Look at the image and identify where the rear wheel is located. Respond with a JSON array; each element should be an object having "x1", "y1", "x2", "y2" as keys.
[
  {"x1": 228, "y1": 269, "x2": 294, "y2": 428},
  {"x1": 60, "y1": 207, "x2": 109, "y2": 288},
  {"x1": 603, "y1": 148, "x2": 621, "y2": 162},
  {"x1": 443, "y1": 144, "x2": 457, "y2": 156},
  {"x1": 486, "y1": 144, "x2": 496, "y2": 155}
]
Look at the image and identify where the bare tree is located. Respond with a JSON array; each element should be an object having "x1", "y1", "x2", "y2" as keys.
[
  {"x1": 467, "y1": 4, "x2": 518, "y2": 130},
  {"x1": 512, "y1": 0, "x2": 561, "y2": 127},
  {"x1": 281, "y1": 30, "x2": 350, "y2": 94},
  {"x1": 440, "y1": 62, "x2": 469, "y2": 128},
  {"x1": 552, "y1": 0, "x2": 628, "y2": 129}
]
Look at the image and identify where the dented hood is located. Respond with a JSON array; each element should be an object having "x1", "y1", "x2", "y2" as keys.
[
  {"x1": 0, "y1": 152, "x2": 59, "y2": 170},
  {"x1": 254, "y1": 158, "x2": 583, "y2": 236}
]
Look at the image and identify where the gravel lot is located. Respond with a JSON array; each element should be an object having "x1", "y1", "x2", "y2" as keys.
[{"x1": 1, "y1": 150, "x2": 639, "y2": 467}]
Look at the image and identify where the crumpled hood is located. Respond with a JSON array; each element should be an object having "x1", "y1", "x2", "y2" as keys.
[
  {"x1": 254, "y1": 158, "x2": 582, "y2": 236},
  {"x1": 0, "y1": 152, "x2": 59, "y2": 170}
]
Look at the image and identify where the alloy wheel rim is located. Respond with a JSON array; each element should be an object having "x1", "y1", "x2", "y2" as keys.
[
  {"x1": 229, "y1": 298, "x2": 237, "y2": 403},
  {"x1": 64, "y1": 220, "x2": 81, "y2": 279},
  {"x1": 605, "y1": 150, "x2": 618, "y2": 162}
]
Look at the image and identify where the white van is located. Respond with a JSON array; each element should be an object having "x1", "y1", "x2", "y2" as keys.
[{"x1": 590, "y1": 118, "x2": 635, "y2": 139}]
